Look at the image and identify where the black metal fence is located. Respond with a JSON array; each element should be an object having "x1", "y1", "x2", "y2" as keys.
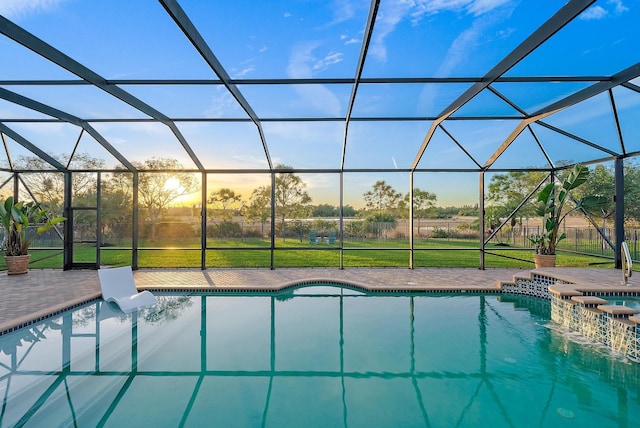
[
  {"x1": 11, "y1": 221, "x2": 640, "y2": 264},
  {"x1": 488, "y1": 224, "x2": 640, "y2": 262},
  {"x1": 0, "y1": 226, "x2": 64, "y2": 249}
]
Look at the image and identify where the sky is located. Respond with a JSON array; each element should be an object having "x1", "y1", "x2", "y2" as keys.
[{"x1": 0, "y1": 0, "x2": 639, "y2": 208}]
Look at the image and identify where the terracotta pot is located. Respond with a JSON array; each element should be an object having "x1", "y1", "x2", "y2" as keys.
[
  {"x1": 534, "y1": 254, "x2": 556, "y2": 268},
  {"x1": 5, "y1": 254, "x2": 31, "y2": 275}
]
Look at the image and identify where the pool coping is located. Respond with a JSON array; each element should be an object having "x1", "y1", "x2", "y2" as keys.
[
  {"x1": 0, "y1": 267, "x2": 637, "y2": 336},
  {"x1": 141, "y1": 277, "x2": 505, "y2": 295},
  {"x1": 1, "y1": 292, "x2": 102, "y2": 334}
]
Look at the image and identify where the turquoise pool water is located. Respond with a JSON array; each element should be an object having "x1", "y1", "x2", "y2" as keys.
[
  {"x1": 1, "y1": 287, "x2": 639, "y2": 427},
  {"x1": 604, "y1": 295, "x2": 640, "y2": 311}
]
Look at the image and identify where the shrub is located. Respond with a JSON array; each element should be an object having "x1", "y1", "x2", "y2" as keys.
[
  {"x1": 207, "y1": 221, "x2": 243, "y2": 238},
  {"x1": 431, "y1": 227, "x2": 448, "y2": 238}
]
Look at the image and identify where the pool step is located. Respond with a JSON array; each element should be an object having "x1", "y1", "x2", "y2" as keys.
[
  {"x1": 570, "y1": 296, "x2": 608, "y2": 308},
  {"x1": 549, "y1": 285, "x2": 582, "y2": 300},
  {"x1": 629, "y1": 316, "x2": 640, "y2": 325},
  {"x1": 597, "y1": 304, "x2": 640, "y2": 319}
]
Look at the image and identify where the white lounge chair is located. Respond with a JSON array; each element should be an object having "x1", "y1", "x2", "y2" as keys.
[
  {"x1": 98, "y1": 266, "x2": 157, "y2": 314},
  {"x1": 98, "y1": 301, "x2": 125, "y2": 321}
]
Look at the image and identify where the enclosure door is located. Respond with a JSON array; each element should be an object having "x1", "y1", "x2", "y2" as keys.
[{"x1": 68, "y1": 171, "x2": 101, "y2": 269}]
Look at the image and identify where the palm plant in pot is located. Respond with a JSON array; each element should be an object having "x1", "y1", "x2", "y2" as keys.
[
  {"x1": 0, "y1": 196, "x2": 66, "y2": 275},
  {"x1": 529, "y1": 164, "x2": 608, "y2": 268}
]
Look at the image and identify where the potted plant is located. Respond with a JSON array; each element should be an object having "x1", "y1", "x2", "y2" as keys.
[
  {"x1": 529, "y1": 164, "x2": 607, "y2": 268},
  {"x1": 0, "y1": 196, "x2": 66, "y2": 275}
]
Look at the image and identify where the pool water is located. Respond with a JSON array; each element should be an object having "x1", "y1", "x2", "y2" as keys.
[
  {"x1": 1, "y1": 287, "x2": 639, "y2": 427},
  {"x1": 603, "y1": 295, "x2": 640, "y2": 311}
]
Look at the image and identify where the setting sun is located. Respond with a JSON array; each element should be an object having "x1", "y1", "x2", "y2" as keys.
[{"x1": 163, "y1": 177, "x2": 183, "y2": 192}]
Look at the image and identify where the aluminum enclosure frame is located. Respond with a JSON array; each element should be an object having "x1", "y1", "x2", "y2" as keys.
[{"x1": 0, "y1": 0, "x2": 637, "y2": 270}]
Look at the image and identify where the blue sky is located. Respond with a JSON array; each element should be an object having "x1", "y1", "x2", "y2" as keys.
[{"x1": 0, "y1": 0, "x2": 639, "y2": 207}]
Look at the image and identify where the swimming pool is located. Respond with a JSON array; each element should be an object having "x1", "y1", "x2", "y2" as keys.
[
  {"x1": 1, "y1": 286, "x2": 639, "y2": 427},
  {"x1": 603, "y1": 295, "x2": 640, "y2": 311}
]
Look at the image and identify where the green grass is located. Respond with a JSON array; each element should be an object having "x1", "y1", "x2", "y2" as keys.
[
  {"x1": 0, "y1": 237, "x2": 622, "y2": 270},
  {"x1": 208, "y1": 250, "x2": 272, "y2": 268}
]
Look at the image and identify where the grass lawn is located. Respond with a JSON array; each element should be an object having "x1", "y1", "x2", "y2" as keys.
[{"x1": 1, "y1": 237, "x2": 622, "y2": 270}]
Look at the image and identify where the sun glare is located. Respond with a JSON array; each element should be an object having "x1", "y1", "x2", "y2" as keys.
[{"x1": 164, "y1": 177, "x2": 183, "y2": 192}]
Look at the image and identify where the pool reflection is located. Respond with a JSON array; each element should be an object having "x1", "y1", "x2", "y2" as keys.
[{"x1": 0, "y1": 291, "x2": 639, "y2": 427}]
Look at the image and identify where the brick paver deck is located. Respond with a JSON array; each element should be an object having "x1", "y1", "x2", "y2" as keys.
[{"x1": 0, "y1": 267, "x2": 637, "y2": 334}]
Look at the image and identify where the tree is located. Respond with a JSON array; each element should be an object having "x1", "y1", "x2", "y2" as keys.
[
  {"x1": 577, "y1": 164, "x2": 615, "y2": 229},
  {"x1": 100, "y1": 177, "x2": 132, "y2": 244},
  {"x1": 406, "y1": 188, "x2": 437, "y2": 237},
  {"x1": 133, "y1": 157, "x2": 197, "y2": 242},
  {"x1": 486, "y1": 171, "x2": 544, "y2": 222},
  {"x1": 577, "y1": 162, "x2": 640, "y2": 226},
  {"x1": 274, "y1": 165, "x2": 312, "y2": 239},
  {"x1": 345, "y1": 219, "x2": 365, "y2": 241},
  {"x1": 411, "y1": 189, "x2": 437, "y2": 214},
  {"x1": 457, "y1": 204, "x2": 479, "y2": 216},
  {"x1": 313, "y1": 219, "x2": 338, "y2": 237},
  {"x1": 625, "y1": 161, "x2": 640, "y2": 223},
  {"x1": 363, "y1": 181, "x2": 401, "y2": 239},
  {"x1": 343, "y1": 205, "x2": 358, "y2": 217},
  {"x1": 245, "y1": 185, "x2": 271, "y2": 237},
  {"x1": 311, "y1": 204, "x2": 357, "y2": 217},
  {"x1": 486, "y1": 171, "x2": 546, "y2": 242},
  {"x1": 16, "y1": 153, "x2": 105, "y2": 216},
  {"x1": 365, "y1": 212, "x2": 396, "y2": 239},
  {"x1": 363, "y1": 181, "x2": 401, "y2": 216},
  {"x1": 312, "y1": 204, "x2": 338, "y2": 217},
  {"x1": 530, "y1": 164, "x2": 608, "y2": 256},
  {"x1": 16, "y1": 156, "x2": 64, "y2": 213},
  {"x1": 208, "y1": 188, "x2": 242, "y2": 220}
]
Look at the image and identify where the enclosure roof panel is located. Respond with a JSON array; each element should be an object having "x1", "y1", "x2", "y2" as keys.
[{"x1": 0, "y1": 0, "x2": 636, "y2": 172}]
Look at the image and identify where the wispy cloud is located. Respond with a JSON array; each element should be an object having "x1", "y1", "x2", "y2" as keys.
[
  {"x1": 580, "y1": 5, "x2": 608, "y2": 20},
  {"x1": 465, "y1": 0, "x2": 512, "y2": 16},
  {"x1": 233, "y1": 65, "x2": 255, "y2": 78},
  {"x1": 416, "y1": 6, "x2": 512, "y2": 114},
  {"x1": 264, "y1": 122, "x2": 343, "y2": 169},
  {"x1": 308, "y1": 0, "x2": 364, "y2": 41},
  {"x1": 313, "y1": 52, "x2": 343, "y2": 72},
  {"x1": 0, "y1": 0, "x2": 66, "y2": 20},
  {"x1": 291, "y1": 82, "x2": 342, "y2": 116},
  {"x1": 411, "y1": 0, "x2": 511, "y2": 21},
  {"x1": 609, "y1": 0, "x2": 629, "y2": 14},
  {"x1": 204, "y1": 87, "x2": 244, "y2": 118},
  {"x1": 287, "y1": 42, "x2": 343, "y2": 115},
  {"x1": 437, "y1": 8, "x2": 511, "y2": 76},
  {"x1": 370, "y1": 1, "x2": 411, "y2": 62},
  {"x1": 232, "y1": 46, "x2": 264, "y2": 78},
  {"x1": 341, "y1": 34, "x2": 360, "y2": 45},
  {"x1": 328, "y1": 0, "x2": 357, "y2": 25},
  {"x1": 287, "y1": 41, "x2": 344, "y2": 77},
  {"x1": 371, "y1": 0, "x2": 512, "y2": 63},
  {"x1": 580, "y1": 0, "x2": 629, "y2": 20}
]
